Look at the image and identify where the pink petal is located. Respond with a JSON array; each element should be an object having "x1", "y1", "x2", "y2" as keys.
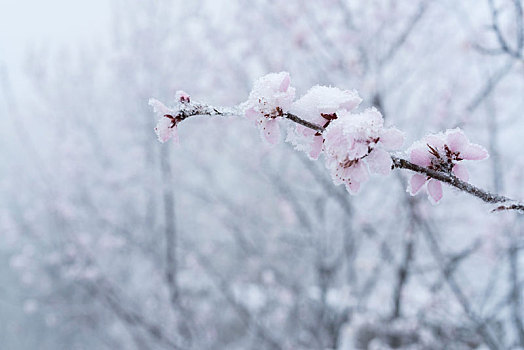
[
  {"x1": 155, "y1": 117, "x2": 178, "y2": 143},
  {"x1": 302, "y1": 127, "x2": 316, "y2": 137},
  {"x1": 308, "y1": 135, "x2": 323, "y2": 160},
  {"x1": 298, "y1": 125, "x2": 314, "y2": 137},
  {"x1": 366, "y1": 148, "x2": 392, "y2": 175},
  {"x1": 324, "y1": 126, "x2": 349, "y2": 159},
  {"x1": 330, "y1": 170, "x2": 344, "y2": 185},
  {"x1": 460, "y1": 144, "x2": 488, "y2": 160},
  {"x1": 445, "y1": 129, "x2": 468, "y2": 153},
  {"x1": 170, "y1": 129, "x2": 179, "y2": 143},
  {"x1": 345, "y1": 180, "x2": 361, "y2": 194},
  {"x1": 337, "y1": 163, "x2": 352, "y2": 181},
  {"x1": 348, "y1": 160, "x2": 369, "y2": 183},
  {"x1": 408, "y1": 174, "x2": 427, "y2": 196},
  {"x1": 452, "y1": 163, "x2": 469, "y2": 181},
  {"x1": 425, "y1": 135, "x2": 445, "y2": 150},
  {"x1": 410, "y1": 148, "x2": 431, "y2": 167},
  {"x1": 279, "y1": 73, "x2": 290, "y2": 92},
  {"x1": 348, "y1": 139, "x2": 368, "y2": 159},
  {"x1": 427, "y1": 179, "x2": 443, "y2": 204},
  {"x1": 245, "y1": 107, "x2": 260, "y2": 122},
  {"x1": 175, "y1": 90, "x2": 190, "y2": 103},
  {"x1": 149, "y1": 98, "x2": 172, "y2": 116},
  {"x1": 339, "y1": 90, "x2": 362, "y2": 111},
  {"x1": 380, "y1": 128, "x2": 404, "y2": 150},
  {"x1": 262, "y1": 119, "x2": 280, "y2": 145},
  {"x1": 408, "y1": 174, "x2": 427, "y2": 195}
]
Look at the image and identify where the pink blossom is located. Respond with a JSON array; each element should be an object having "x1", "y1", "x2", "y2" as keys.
[
  {"x1": 407, "y1": 128, "x2": 488, "y2": 203},
  {"x1": 323, "y1": 107, "x2": 404, "y2": 194},
  {"x1": 244, "y1": 72, "x2": 296, "y2": 145},
  {"x1": 150, "y1": 98, "x2": 179, "y2": 143},
  {"x1": 286, "y1": 85, "x2": 362, "y2": 159},
  {"x1": 175, "y1": 90, "x2": 190, "y2": 103},
  {"x1": 427, "y1": 179, "x2": 443, "y2": 203}
]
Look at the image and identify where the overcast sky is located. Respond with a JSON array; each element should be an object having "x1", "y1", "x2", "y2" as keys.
[{"x1": 0, "y1": 0, "x2": 110, "y2": 71}]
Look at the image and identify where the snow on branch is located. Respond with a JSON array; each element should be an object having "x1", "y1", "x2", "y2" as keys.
[{"x1": 150, "y1": 72, "x2": 524, "y2": 213}]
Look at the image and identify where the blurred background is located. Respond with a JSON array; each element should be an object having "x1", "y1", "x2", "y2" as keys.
[{"x1": 1, "y1": 0, "x2": 524, "y2": 349}]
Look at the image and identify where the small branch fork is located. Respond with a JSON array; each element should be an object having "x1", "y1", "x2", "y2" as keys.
[{"x1": 163, "y1": 102, "x2": 524, "y2": 213}]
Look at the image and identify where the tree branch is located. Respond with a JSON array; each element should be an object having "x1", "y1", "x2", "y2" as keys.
[
  {"x1": 487, "y1": 0, "x2": 522, "y2": 59},
  {"x1": 159, "y1": 101, "x2": 524, "y2": 212},
  {"x1": 88, "y1": 279, "x2": 184, "y2": 349},
  {"x1": 390, "y1": 218, "x2": 416, "y2": 320},
  {"x1": 391, "y1": 157, "x2": 524, "y2": 211}
]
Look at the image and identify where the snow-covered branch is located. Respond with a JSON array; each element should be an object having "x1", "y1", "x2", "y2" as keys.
[
  {"x1": 150, "y1": 72, "x2": 524, "y2": 213},
  {"x1": 391, "y1": 157, "x2": 524, "y2": 211}
]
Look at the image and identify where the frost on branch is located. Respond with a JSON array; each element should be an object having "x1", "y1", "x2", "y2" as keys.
[
  {"x1": 323, "y1": 107, "x2": 404, "y2": 194},
  {"x1": 244, "y1": 72, "x2": 296, "y2": 144},
  {"x1": 286, "y1": 85, "x2": 362, "y2": 160},
  {"x1": 150, "y1": 90, "x2": 191, "y2": 143},
  {"x1": 407, "y1": 128, "x2": 489, "y2": 203}
]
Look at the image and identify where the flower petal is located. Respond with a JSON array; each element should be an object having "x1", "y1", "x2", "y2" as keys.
[
  {"x1": 347, "y1": 137, "x2": 368, "y2": 159},
  {"x1": 460, "y1": 144, "x2": 488, "y2": 160},
  {"x1": 308, "y1": 135, "x2": 323, "y2": 160},
  {"x1": 345, "y1": 180, "x2": 361, "y2": 194},
  {"x1": 245, "y1": 107, "x2": 260, "y2": 122},
  {"x1": 410, "y1": 148, "x2": 431, "y2": 167},
  {"x1": 155, "y1": 117, "x2": 178, "y2": 143},
  {"x1": 339, "y1": 90, "x2": 362, "y2": 111},
  {"x1": 149, "y1": 98, "x2": 172, "y2": 116},
  {"x1": 380, "y1": 128, "x2": 404, "y2": 150},
  {"x1": 452, "y1": 163, "x2": 469, "y2": 181},
  {"x1": 445, "y1": 128, "x2": 468, "y2": 153},
  {"x1": 261, "y1": 119, "x2": 280, "y2": 145},
  {"x1": 175, "y1": 90, "x2": 190, "y2": 103},
  {"x1": 408, "y1": 174, "x2": 427, "y2": 195},
  {"x1": 348, "y1": 160, "x2": 369, "y2": 183},
  {"x1": 425, "y1": 134, "x2": 445, "y2": 150},
  {"x1": 366, "y1": 148, "x2": 392, "y2": 175},
  {"x1": 279, "y1": 73, "x2": 291, "y2": 92},
  {"x1": 427, "y1": 179, "x2": 443, "y2": 204}
]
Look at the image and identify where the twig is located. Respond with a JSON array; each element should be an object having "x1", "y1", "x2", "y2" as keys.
[
  {"x1": 509, "y1": 241, "x2": 524, "y2": 345},
  {"x1": 195, "y1": 252, "x2": 284, "y2": 350},
  {"x1": 390, "y1": 216, "x2": 416, "y2": 319},
  {"x1": 466, "y1": 61, "x2": 514, "y2": 113},
  {"x1": 88, "y1": 279, "x2": 184, "y2": 349},
  {"x1": 378, "y1": 2, "x2": 428, "y2": 66},
  {"x1": 488, "y1": 0, "x2": 522, "y2": 58}
]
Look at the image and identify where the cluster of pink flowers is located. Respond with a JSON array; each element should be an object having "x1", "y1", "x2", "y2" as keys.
[
  {"x1": 407, "y1": 128, "x2": 488, "y2": 203},
  {"x1": 286, "y1": 85, "x2": 362, "y2": 159},
  {"x1": 244, "y1": 73, "x2": 403, "y2": 194},
  {"x1": 150, "y1": 90, "x2": 191, "y2": 143},
  {"x1": 244, "y1": 72, "x2": 296, "y2": 144},
  {"x1": 323, "y1": 108, "x2": 404, "y2": 194}
]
